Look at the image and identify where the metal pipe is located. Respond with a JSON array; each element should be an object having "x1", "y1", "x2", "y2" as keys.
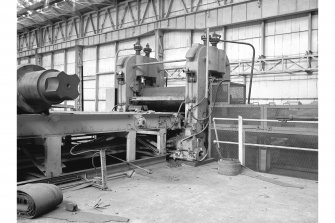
[
  {"x1": 213, "y1": 117, "x2": 318, "y2": 124},
  {"x1": 134, "y1": 59, "x2": 186, "y2": 67},
  {"x1": 80, "y1": 65, "x2": 84, "y2": 111},
  {"x1": 213, "y1": 119, "x2": 224, "y2": 159},
  {"x1": 205, "y1": 27, "x2": 210, "y2": 98},
  {"x1": 238, "y1": 115, "x2": 245, "y2": 165},
  {"x1": 219, "y1": 40, "x2": 255, "y2": 104},
  {"x1": 213, "y1": 140, "x2": 318, "y2": 152},
  {"x1": 243, "y1": 143, "x2": 317, "y2": 152},
  {"x1": 164, "y1": 67, "x2": 185, "y2": 70},
  {"x1": 99, "y1": 150, "x2": 108, "y2": 190}
]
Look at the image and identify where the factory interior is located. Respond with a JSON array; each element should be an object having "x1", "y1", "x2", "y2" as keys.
[{"x1": 1, "y1": 0, "x2": 333, "y2": 222}]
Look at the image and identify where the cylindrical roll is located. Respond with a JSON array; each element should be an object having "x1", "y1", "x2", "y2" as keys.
[
  {"x1": 17, "y1": 183, "x2": 63, "y2": 218},
  {"x1": 17, "y1": 64, "x2": 80, "y2": 114}
]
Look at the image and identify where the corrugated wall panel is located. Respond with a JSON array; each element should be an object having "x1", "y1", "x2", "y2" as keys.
[
  {"x1": 98, "y1": 101, "x2": 106, "y2": 112},
  {"x1": 97, "y1": 74, "x2": 115, "y2": 112},
  {"x1": 164, "y1": 31, "x2": 191, "y2": 49},
  {"x1": 226, "y1": 23, "x2": 261, "y2": 60},
  {"x1": 118, "y1": 38, "x2": 137, "y2": 56},
  {"x1": 312, "y1": 30, "x2": 318, "y2": 53},
  {"x1": 246, "y1": 72, "x2": 318, "y2": 104},
  {"x1": 164, "y1": 48, "x2": 188, "y2": 67},
  {"x1": 99, "y1": 74, "x2": 114, "y2": 88},
  {"x1": 84, "y1": 101, "x2": 95, "y2": 111},
  {"x1": 30, "y1": 56, "x2": 36, "y2": 65},
  {"x1": 66, "y1": 48, "x2": 76, "y2": 74},
  {"x1": 98, "y1": 75, "x2": 114, "y2": 100},
  {"x1": 53, "y1": 50, "x2": 65, "y2": 71},
  {"x1": 192, "y1": 31, "x2": 204, "y2": 45},
  {"x1": 98, "y1": 43, "x2": 115, "y2": 73},
  {"x1": 83, "y1": 46, "x2": 97, "y2": 76},
  {"x1": 42, "y1": 53, "x2": 52, "y2": 69},
  {"x1": 83, "y1": 47, "x2": 97, "y2": 111},
  {"x1": 83, "y1": 78, "x2": 96, "y2": 112},
  {"x1": 312, "y1": 14, "x2": 318, "y2": 53},
  {"x1": 20, "y1": 57, "x2": 29, "y2": 64},
  {"x1": 265, "y1": 15, "x2": 309, "y2": 57}
]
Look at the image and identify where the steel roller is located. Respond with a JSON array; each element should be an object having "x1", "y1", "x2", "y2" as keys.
[{"x1": 17, "y1": 64, "x2": 79, "y2": 114}]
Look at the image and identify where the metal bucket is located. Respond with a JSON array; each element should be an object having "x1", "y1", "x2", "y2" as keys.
[{"x1": 218, "y1": 158, "x2": 241, "y2": 176}]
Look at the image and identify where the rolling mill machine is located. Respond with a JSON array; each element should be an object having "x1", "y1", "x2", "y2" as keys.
[
  {"x1": 115, "y1": 34, "x2": 245, "y2": 162},
  {"x1": 17, "y1": 32, "x2": 247, "y2": 185}
]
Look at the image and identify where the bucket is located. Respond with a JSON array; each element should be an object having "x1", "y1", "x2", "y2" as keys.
[{"x1": 218, "y1": 158, "x2": 241, "y2": 176}]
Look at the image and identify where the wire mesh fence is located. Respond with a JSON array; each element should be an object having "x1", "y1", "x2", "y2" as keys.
[{"x1": 211, "y1": 116, "x2": 318, "y2": 180}]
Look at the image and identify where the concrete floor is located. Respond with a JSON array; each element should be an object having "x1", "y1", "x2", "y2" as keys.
[{"x1": 18, "y1": 162, "x2": 318, "y2": 223}]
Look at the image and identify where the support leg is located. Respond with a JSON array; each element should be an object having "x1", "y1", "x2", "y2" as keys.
[
  {"x1": 99, "y1": 149, "x2": 108, "y2": 190},
  {"x1": 44, "y1": 136, "x2": 62, "y2": 177},
  {"x1": 127, "y1": 130, "x2": 136, "y2": 161},
  {"x1": 157, "y1": 128, "x2": 166, "y2": 154}
]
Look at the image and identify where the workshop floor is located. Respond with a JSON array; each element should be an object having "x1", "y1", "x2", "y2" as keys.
[{"x1": 18, "y1": 162, "x2": 318, "y2": 223}]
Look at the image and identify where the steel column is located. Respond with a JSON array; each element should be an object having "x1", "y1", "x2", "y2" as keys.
[
  {"x1": 157, "y1": 128, "x2": 167, "y2": 154},
  {"x1": 308, "y1": 12, "x2": 312, "y2": 52},
  {"x1": 75, "y1": 45, "x2": 83, "y2": 111},
  {"x1": 238, "y1": 116, "x2": 245, "y2": 165},
  {"x1": 260, "y1": 20, "x2": 265, "y2": 56},
  {"x1": 155, "y1": 29, "x2": 164, "y2": 61}
]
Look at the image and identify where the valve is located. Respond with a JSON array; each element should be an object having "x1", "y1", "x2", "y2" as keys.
[
  {"x1": 210, "y1": 32, "x2": 221, "y2": 47},
  {"x1": 143, "y1": 43, "x2": 152, "y2": 57},
  {"x1": 133, "y1": 41, "x2": 142, "y2": 55}
]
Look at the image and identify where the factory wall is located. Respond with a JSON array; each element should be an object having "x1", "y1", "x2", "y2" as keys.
[{"x1": 17, "y1": 0, "x2": 318, "y2": 111}]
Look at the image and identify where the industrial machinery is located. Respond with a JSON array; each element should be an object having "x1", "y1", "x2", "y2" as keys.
[
  {"x1": 115, "y1": 34, "x2": 245, "y2": 162},
  {"x1": 17, "y1": 64, "x2": 180, "y2": 182},
  {"x1": 116, "y1": 42, "x2": 184, "y2": 112},
  {"x1": 173, "y1": 34, "x2": 232, "y2": 161}
]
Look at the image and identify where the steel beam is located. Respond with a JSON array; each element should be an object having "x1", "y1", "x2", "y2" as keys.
[{"x1": 18, "y1": 112, "x2": 178, "y2": 138}]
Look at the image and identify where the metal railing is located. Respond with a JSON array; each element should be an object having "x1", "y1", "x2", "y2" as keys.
[{"x1": 212, "y1": 116, "x2": 318, "y2": 165}]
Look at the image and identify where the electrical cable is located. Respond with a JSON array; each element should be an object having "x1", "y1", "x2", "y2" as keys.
[
  {"x1": 177, "y1": 100, "x2": 185, "y2": 114},
  {"x1": 186, "y1": 77, "x2": 216, "y2": 120},
  {"x1": 69, "y1": 135, "x2": 111, "y2": 156},
  {"x1": 179, "y1": 79, "x2": 226, "y2": 143},
  {"x1": 190, "y1": 79, "x2": 226, "y2": 122},
  {"x1": 180, "y1": 121, "x2": 209, "y2": 143}
]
